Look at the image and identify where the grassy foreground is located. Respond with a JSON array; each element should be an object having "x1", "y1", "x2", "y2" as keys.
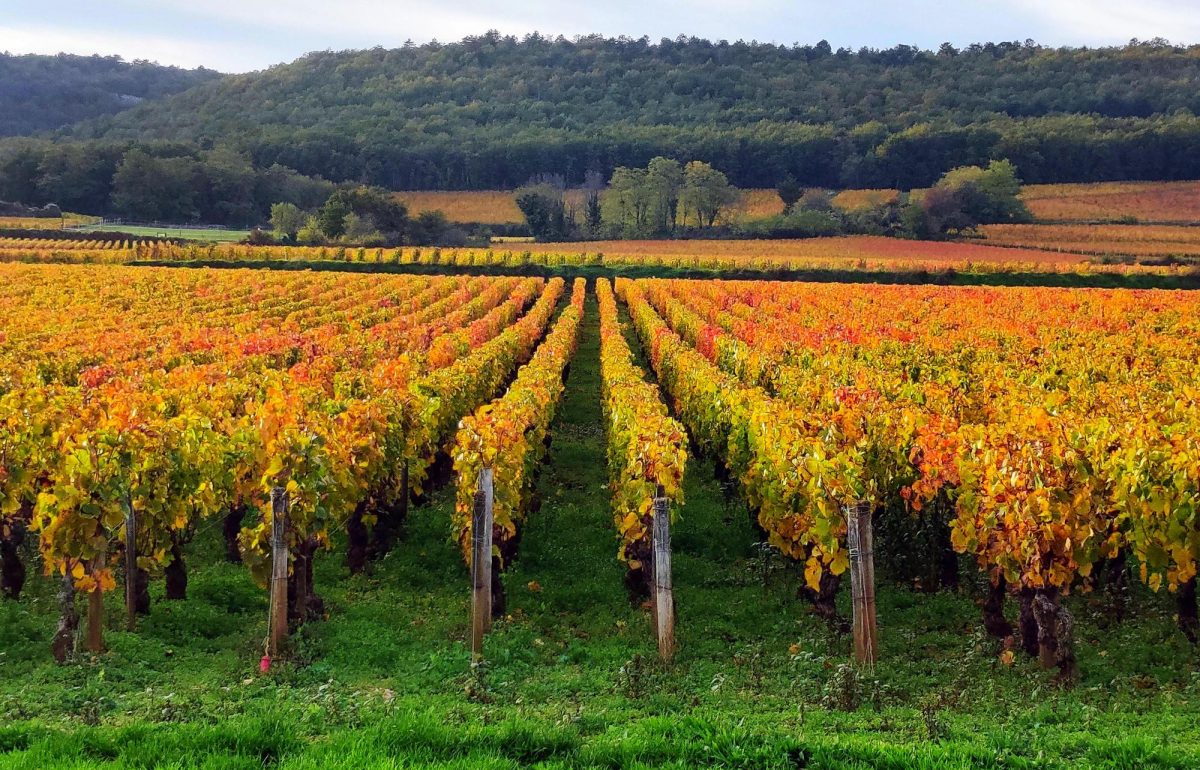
[{"x1": 1, "y1": 293, "x2": 1199, "y2": 769}]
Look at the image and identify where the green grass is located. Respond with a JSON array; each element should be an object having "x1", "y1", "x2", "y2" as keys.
[
  {"x1": 2, "y1": 292, "x2": 1199, "y2": 768},
  {"x1": 80, "y1": 225, "x2": 252, "y2": 243}
]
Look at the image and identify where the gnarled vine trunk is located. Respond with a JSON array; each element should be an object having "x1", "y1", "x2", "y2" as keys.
[
  {"x1": 934, "y1": 518, "x2": 960, "y2": 591},
  {"x1": 164, "y1": 535, "x2": 187, "y2": 601},
  {"x1": 51, "y1": 572, "x2": 78, "y2": 663},
  {"x1": 803, "y1": 563, "x2": 847, "y2": 633},
  {"x1": 1179, "y1": 577, "x2": 1199, "y2": 644},
  {"x1": 288, "y1": 536, "x2": 324, "y2": 626},
  {"x1": 1031, "y1": 588, "x2": 1077, "y2": 683},
  {"x1": 982, "y1": 577, "x2": 1013, "y2": 639},
  {"x1": 134, "y1": 566, "x2": 152, "y2": 614},
  {"x1": 1018, "y1": 588, "x2": 1040, "y2": 658},
  {"x1": 623, "y1": 537, "x2": 653, "y2": 604},
  {"x1": 1, "y1": 519, "x2": 26, "y2": 601},
  {"x1": 346, "y1": 501, "x2": 369, "y2": 575},
  {"x1": 223, "y1": 506, "x2": 246, "y2": 563}
]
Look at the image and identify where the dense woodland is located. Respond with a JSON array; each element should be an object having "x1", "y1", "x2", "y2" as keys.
[
  {"x1": 4, "y1": 36, "x2": 1200, "y2": 224},
  {"x1": 0, "y1": 54, "x2": 220, "y2": 137}
]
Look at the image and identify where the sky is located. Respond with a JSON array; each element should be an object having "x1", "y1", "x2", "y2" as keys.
[{"x1": 3, "y1": 0, "x2": 1199, "y2": 72}]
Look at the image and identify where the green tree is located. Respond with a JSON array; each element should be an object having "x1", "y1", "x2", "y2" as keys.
[
  {"x1": 776, "y1": 174, "x2": 803, "y2": 213},
  {"x1": 933, "y1": 159, "x2": 1031, "y2": 225},
  {"x1": 337, "y1": 185, "x2": 408, "y2": 239},
  {"x1": 201, "y1": 148, "x2": 258, "y2": 226},
  {"x1": 602, "y1": 167, "x2": 649, "y2": 235},
  {"x1": 316, "y1": 194, "x2": 351, "y2": 239},
  {"x1": 797, "y1": 188, "x2": 835, "y2": 212},
  {"x1": 269, "y1": 202, "x2": 305, "y2": 240},
  {"x1": 645, "y1": 157, "x2": 683, "y2": 233},
  {"x1": 110, "y1": 149, "x2": 198, "y2": 222},
  {"x1": 681, "y1": 161, "x2": 737, "y2": 228},
  {"x1": 515, "y1": 183, "x2": 572, "y2": 241},
  {"x1": 296, "y1": 216, "x2": 322, "y2": 244}
]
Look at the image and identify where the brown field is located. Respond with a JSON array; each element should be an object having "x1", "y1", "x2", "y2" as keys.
[
  {"x1": 978, "y1": 223, "x2": 1200, "y2": 260},
  {"x1": 831, "y1": 188, "x2": 902, "y2": 211},
  {"x1": 1020, "y1": 181, "x2": 1200, "y2": 224},
  {"x1": 397, "y1": 190, "x2": 526, "y2": 224},
  {"x1": 523, "y1": 236, "x2": 1087, "y2": 267},
  {"x1": 0, "y1": 214, "x2": 98, "y2": 229}
]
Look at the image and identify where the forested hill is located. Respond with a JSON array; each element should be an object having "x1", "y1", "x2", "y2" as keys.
[
  {"x1": 0, "y1": 54, "x2": 222, "y2": 136},
  {"x1": 48, "y1": 35, "x2": 1200, "y2": 190}
]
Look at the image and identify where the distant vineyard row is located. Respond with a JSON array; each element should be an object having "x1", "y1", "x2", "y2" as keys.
[{"x1": 2, "y1": 236, "x2": 1197, "y2": 278}]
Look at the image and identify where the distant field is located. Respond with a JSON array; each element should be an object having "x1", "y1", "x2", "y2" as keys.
[
  {"x1": 0, "y1": 214, "x2": 100, "y2": 229},
  {"x1": 524, "y1": 235, "x2": 1088, "y2": 268},
  {"x1": 79, "y1": 223, "x2": 251, "y2": 242},
  {"x1": 978, "y1": 223, "x2": 1200, "y2": 261},
  {"x1": 399, "y1": 190, "x2": 526, "y2": 224},
  {"x1": 1020, "y1": 180, "x2": 1200, "y2": 224}
]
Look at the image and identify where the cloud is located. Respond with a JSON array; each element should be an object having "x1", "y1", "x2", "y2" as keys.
[
  {"x1": 0, "y1": 22, "x2": 274, "y2": 70},
  {"x1": 1010, "y1": 0, "x2": 1200, "y2": 43}
]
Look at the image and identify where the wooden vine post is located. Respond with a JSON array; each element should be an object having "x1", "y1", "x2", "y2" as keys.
[
  {"x1": 86, "y1": 544, "x2": 106, "y2": 653},
  {"x1": 124, "y1": 494, "x2": 137, "y2": 632},
  {"x1": 470, "y1": 467, "x2": 494, "y2": 661},
  {"x1": 652, "y1": 485, "x2": 676, "y2": 662},
  {"x1": 846, "y1": 502, "x2": 878, "y2": 666},
  {"x1": 268, "y1": 487, "x2": 289, "y2": 658}
]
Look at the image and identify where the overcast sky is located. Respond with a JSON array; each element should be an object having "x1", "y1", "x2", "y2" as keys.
[{"x1": 3, "y1": 0, "x2": 1199, "y2": 72}]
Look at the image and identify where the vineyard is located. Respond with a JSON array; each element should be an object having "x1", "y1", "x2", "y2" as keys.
[
  {"x1": 979, "y1": 223, "x2": 1200, "y2": 262},
  {"x1": 6, "y1": 236, "x2": 1200, "y2": 282},
  {"x1": 617, "y1": 278, "x2": 1200, "y2": 673},
  {"x1": 0, "y1": 264, "x2": 574, "y2": 654},
  {"x1": 1020, "y1": 181, "x2": 1200, "y2": 225},
  {"x1": 2, "y1": 263, "x2": 1199, "y2": 767}
]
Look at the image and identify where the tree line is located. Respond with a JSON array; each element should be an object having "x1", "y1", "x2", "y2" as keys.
[
  {"x1": 514, "y1": 158, "x2": 1029, "y2": 241},
  {"x1": 0, "y1": 142, "x2": 330, "y2": 227},
  {"x1": 4, "y1": 37, "x2": 1200, "y2": 224},
  {"x1": 18, "y1": 35, "x2": 1200, "y2": 191}
]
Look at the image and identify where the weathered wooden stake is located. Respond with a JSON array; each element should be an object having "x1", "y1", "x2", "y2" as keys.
[
  {"x1": 846, "y1": 502, "x2": 878, "y2": 666},
  {"x1": 268, "y1": 487, "x2": 289, "y2": 658},
  {"x1": 124, "y1": 496, "x2": 137, "y2": 631},
  {"x1": 470, "y1": 467, "x2": 494, "y2": 660},
  {"x1": 87, "y1": 545, "x2": 106, "y2": 653},
  {"x1": 652, "y1": 486, "x2": 676, "y2": 662}
]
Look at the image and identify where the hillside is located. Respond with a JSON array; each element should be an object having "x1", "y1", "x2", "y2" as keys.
[
  {"x1": 53, "y1": 36, "x2": 1200, "y2": 190},
  {"x1": 0, "y1": 53, "x2": 222, "y2": 136}
]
